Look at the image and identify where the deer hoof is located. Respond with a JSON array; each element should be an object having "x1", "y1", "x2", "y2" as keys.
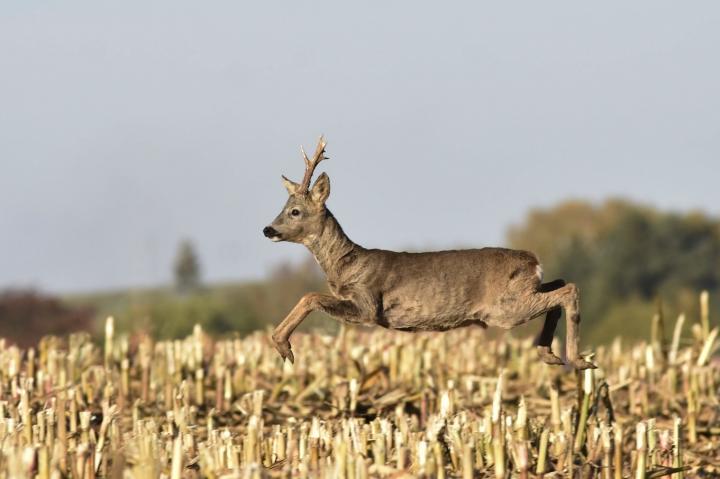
[
  {"x1": 272, "y1": 337, "x2": 295, "y2": 364},
  {"x1": 537, "y1": 346, "x2": 564, "y2": 365},
  {"x1": 570, "y1": 358, "x2": 597, "y2": 370}
]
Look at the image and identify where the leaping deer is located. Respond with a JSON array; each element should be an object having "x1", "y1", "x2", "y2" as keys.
[{"x1": 263, "y1": 137, "x2": 595, "y2": 369}]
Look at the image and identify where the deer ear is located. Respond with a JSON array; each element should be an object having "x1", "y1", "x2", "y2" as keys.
[
  {"x1": 282, "y1": 175, "x2": 300, "y2": 195},
  {"x1": 310, "y1": 172, "x2": 330, "y2": 205}
]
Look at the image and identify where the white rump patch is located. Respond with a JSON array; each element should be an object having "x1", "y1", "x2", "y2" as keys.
[{"x1": 535, "y1": 264, "x2": 544, "y2": 282}]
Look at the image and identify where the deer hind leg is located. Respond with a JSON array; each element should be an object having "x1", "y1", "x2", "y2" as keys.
[
  {"x1": 534, "y1": 280, "x2": 566, "y2": 365},
  {"x1": 272, "y1": 293, "x2": 359, "y2": 363},
  {"x1": 536, "y1": 308, "x2": 564, "y2": 365},
  {"x1": 530, "y1": 282, "x2": 595, "y2": 370}
]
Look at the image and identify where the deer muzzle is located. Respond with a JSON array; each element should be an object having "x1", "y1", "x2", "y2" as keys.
[{"x1": 263, "y1": 226, "x2": 282, "y2": 242}]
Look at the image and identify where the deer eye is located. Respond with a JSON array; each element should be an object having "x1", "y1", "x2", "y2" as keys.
[{"x1": 290, "y1": 208, "x2": 301, "y2": 217}]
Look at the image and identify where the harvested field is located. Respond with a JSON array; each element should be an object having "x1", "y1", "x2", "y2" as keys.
[{"x1": 0, "y1": 313, "x2": 718, "y2": 478}]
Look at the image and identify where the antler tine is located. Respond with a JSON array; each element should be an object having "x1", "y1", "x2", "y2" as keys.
[
  {"x1": 299, "y1": 135, "x2": 328, "y2": 193},
  {"x1": 300, "y1": 145, "x2": 310, "y2": 167}
]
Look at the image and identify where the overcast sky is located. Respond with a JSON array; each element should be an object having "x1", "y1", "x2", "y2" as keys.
[{"x1": 1, "y1": 2, "x2": 719, "y2": 293}]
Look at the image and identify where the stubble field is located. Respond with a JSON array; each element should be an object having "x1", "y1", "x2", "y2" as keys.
[{"x1": 0, "y1": 309, "x2": 718, "y2": 478}]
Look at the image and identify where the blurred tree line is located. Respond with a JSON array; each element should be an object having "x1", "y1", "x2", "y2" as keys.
[
  {"x1": 0, "y1": 198, "x2": 718, "y2": 346},
  {"x1": 61, "y1": 256, "x2": 329, "y2": 341},
  {"x1": 508, "y1": 198, "x2": 720, "y2": 343},
  {"x1": 0, "y1": 290, "x2": 94, "y2": 347}
]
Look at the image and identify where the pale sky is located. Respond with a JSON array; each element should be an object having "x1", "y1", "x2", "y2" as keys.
[{"x1": 1, "y1": 2, "x2": 719, "y2": 292}]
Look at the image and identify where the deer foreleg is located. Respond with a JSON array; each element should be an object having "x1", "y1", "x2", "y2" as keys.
[{"x1": 271, "y1": 293, "x2": 358, "y2": 363}]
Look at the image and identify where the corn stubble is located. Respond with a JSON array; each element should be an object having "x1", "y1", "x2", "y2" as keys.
[{"x1": 0, "y1": 293, "x2": 718, "y2": 478}]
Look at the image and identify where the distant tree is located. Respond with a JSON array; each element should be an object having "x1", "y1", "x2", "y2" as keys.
[
  {"x1": 508, "y1": 199, "x2": 720, "y2": 343},
  {"x1": 174, "y1": 239, "x2": 201, "y2": 293},
  {"x1": 0, "y1": 290, "x2": 94, "y2": 347}
]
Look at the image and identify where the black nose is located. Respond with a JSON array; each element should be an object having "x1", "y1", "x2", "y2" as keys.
[{"x1": 263, "y1": 226, "x2": 278, "y2": 238}]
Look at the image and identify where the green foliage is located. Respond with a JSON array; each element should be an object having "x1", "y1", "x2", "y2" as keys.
[
  {"x1": 508, "y1": 199, "x2": 720, "y2": 343},
  {"x1": 117, "y1": 291, "x2": 261, "y2": 339}
]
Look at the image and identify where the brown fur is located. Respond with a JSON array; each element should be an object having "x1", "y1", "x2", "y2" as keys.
[{"x1": 263, "y1": 139, "x2": 594, "y2": 369}]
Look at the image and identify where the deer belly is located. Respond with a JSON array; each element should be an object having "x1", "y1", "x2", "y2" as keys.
[{"x1": 382, "y1": 295, "x2": 488, "y2": 332}]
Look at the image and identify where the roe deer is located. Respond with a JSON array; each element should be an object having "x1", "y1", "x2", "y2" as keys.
[{"x1": 263, "y1": 137, "x2": 595, "y2": 369}]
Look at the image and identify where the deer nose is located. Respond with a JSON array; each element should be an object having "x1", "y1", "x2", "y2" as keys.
[{"x1": 263, "y1": 226, "x2": 278, "y2": 238}]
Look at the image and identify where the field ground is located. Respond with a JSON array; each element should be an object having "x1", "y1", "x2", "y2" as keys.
[{"x1": 0, "y1": 319, "x2": 718, "y2": 478}]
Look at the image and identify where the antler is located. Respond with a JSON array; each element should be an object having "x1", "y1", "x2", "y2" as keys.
[{"x1": 298, "y1": 136, "x2": 327, "y2": 194}]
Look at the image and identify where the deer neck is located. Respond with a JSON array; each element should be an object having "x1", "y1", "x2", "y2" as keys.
[{"x1": 303, "y1": 209, "x2": 358, "y2": 279}]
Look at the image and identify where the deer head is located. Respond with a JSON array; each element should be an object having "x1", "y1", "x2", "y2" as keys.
[{"x1": 263, "y1": 136, "x2": 331, "y2": 244}]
